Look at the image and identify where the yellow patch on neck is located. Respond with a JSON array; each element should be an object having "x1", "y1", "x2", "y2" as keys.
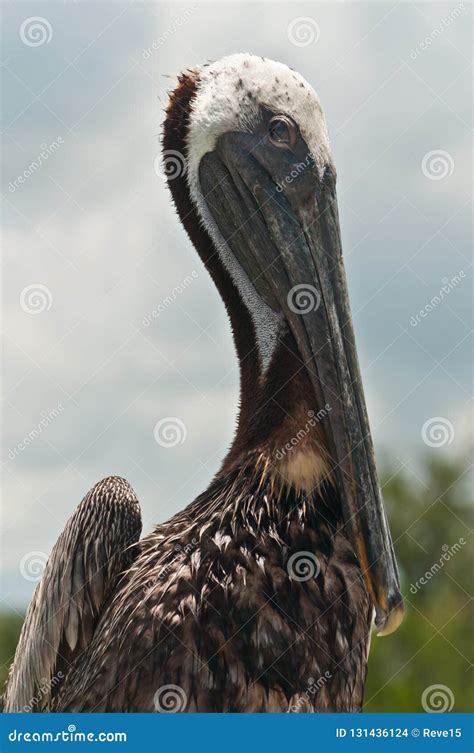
[{"x1": 275, "y1": 449, "x2": 330, "y2": 494}]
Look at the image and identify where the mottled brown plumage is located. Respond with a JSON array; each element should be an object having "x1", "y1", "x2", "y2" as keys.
[{"x1": 53, "y1": 467, "x2": 371, "y2": 712}]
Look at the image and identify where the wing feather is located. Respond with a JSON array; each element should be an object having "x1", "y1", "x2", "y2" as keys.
[{"x1": 3, "y1": 476, "x2": 141, "y2": 712}]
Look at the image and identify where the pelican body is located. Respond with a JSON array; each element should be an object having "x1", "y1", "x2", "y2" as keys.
[{"x1": 3, "y1": 54, "x2": 403, "y2": 713}]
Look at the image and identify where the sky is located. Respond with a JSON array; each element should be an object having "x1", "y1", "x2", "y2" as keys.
[{"x1": 1, "y1": 0, "x2": 472, "y2": 607}]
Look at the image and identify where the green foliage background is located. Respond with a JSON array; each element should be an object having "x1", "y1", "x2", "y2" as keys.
[
  {"x1": 1, "y1": 454, "x2": 472, "y2": 711},
  {"x1": 365, "y1": 454, "x2": 473, "y2": 711}
]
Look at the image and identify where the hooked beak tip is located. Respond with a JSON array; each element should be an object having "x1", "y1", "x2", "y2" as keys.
[{"x1": 375, "y1": 594, "x2": 405, "y2": 637}]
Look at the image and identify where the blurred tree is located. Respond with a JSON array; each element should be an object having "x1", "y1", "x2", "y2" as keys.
[
  {"x1": 0, "y1": 455, "x2": 472, "y2": 710},
  {"x1": 365, "y1": 452, "x2": 473, "y2": 712},
  {"x1": 0, "y1": 612, "x2": 23, "y2": 692}
]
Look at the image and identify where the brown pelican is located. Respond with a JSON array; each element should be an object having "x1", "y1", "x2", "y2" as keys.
[{"x1": 4, "y1": 54, "x2": 403, "y2": 713}]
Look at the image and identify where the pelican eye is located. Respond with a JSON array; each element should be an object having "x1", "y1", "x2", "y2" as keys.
[{"x1": 268, "y1": 115, "x2": 297, "y2": 149}]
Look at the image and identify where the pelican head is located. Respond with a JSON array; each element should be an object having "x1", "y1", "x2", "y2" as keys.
[{"x1": 164, "y1": 53, "x2": 404, "y2": 636}]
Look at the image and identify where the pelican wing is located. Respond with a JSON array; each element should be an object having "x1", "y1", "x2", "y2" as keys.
[{"x1": 3, "y1": 476, "x2": 142, "y2": 712}]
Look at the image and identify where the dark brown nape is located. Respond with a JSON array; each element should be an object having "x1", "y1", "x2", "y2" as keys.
[
  {"x1": 162, "y1": 71, "x2": 260, "y2": 466},
  {"x1": 162, "y1": 71, "x2": 324, "y2": 475}
]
